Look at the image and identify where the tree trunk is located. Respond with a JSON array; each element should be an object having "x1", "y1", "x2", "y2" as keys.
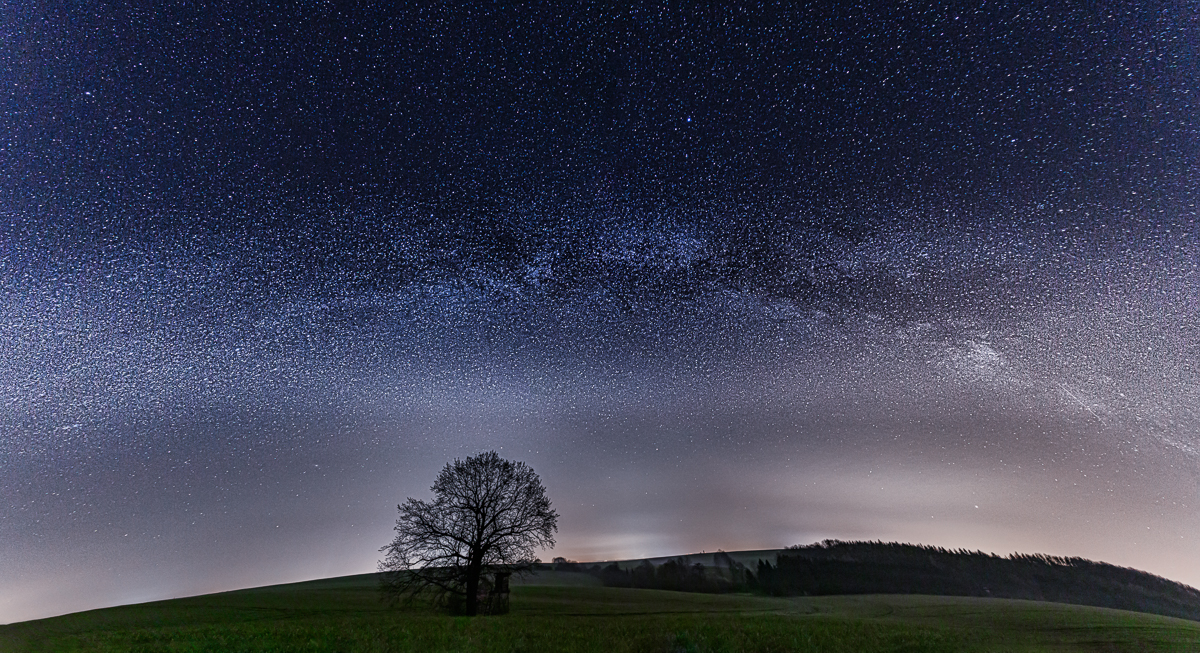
[{"x1": 464, "y1": 559, "x2": 481, "y2": 616}]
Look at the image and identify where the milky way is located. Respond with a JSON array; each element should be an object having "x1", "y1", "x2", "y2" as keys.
[{"x1": 2, "y1": 2, "x2": 1198, "y2": 623}]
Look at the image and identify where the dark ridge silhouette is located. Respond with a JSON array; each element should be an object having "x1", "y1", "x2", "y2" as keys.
[{"x1": 574, "y1": 540, "x2": 1200, "y2": 622}]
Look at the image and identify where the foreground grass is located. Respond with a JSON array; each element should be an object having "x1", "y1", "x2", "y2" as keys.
[{"x1": 3, "y1": 573, "x2": 1199, "y2": 652}]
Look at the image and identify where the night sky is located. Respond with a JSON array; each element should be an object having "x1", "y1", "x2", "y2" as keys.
[{"x1": 3, "y1": 1, "x2": 1198, "y2": 624}]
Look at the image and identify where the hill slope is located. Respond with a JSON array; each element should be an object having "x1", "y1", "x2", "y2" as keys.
[{"x1": 2, "y1": 572, "x2": 1200, "y2": 652}]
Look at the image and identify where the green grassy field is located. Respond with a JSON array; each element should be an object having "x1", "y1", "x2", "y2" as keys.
[{"x1": 3, "y1": 572, "x2": 1199, "y2": 652}]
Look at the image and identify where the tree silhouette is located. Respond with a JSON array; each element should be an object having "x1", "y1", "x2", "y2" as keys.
[{"x1": 379, "y1": 451, "x2": 558, "y2": 615}]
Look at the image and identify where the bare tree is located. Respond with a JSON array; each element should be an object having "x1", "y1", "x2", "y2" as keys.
[{"x1": 378, "y1": 451, "x2": 558, "y2": 615}]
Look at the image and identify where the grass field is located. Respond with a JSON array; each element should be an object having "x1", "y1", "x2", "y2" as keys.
[{"x1": 3, "y1": 572, "x2": 1199, "y2": 652}]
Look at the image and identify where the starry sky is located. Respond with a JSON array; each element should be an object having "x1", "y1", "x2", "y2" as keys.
[{"x1": 2, "y1": 1, "x2": 1198, "y2": 624}]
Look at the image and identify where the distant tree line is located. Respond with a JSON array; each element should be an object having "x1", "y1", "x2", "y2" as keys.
[
  {"x1": 546, "y1": 551, "x2": 751, "y2": 594},
  {"x1": 753, "y1": 540, "x2": 1200, "y2": 621},
  {"x1": 546, "y1": 541, "x2": 1200, "y2": 622}
]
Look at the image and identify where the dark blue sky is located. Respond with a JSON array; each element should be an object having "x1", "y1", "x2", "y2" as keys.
[{"x1": 2, "y1": 1, "x2": 1198, "y2": 623}]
